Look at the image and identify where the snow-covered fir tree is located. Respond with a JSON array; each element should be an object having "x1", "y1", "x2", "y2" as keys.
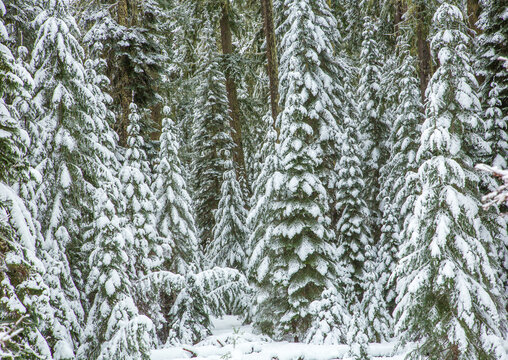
[
  {"x1": 78, "y1": 188, "x2": 155, "y2": 360},
  {"x1": 81, "y1": 0, "x2": 166, "y2": 146},
  {"x1": 191, "y1": 18, "x2": 235, "y2": 250},
  {"x1": 305, "y1": 287, "x2": 350, "y2": 345},
  {"x1": 395, "y1": 4, "x2": 508, "y2": 359},
  {"x1": 29, "y1": 0, "x2": 96, "y2": 355},
  {"x1": 274, "y1": 0, "x2": 352, "y2": 230},
  {"x1": 119, "y1": 102, "x2": 162, "y2": 279},
  {"x1": 164, "y1": 271, "x2": 211, "y2": 346},
  {"x1": 247, "y1": 119, "x2": 278, "y2": 283},
  {"x1": 71, "y1": 57, "x2": 121, "y2": 297},
  {"x1": 358, "y1": 243, "x2": 392, "y2": 342},
  {"x1": 334, "y1": 119, "x2": 372, "y2": 302},
  {"x1": 478, "y1": 0, "x2": 508, "y2": 168},
  {"x1": 153, "y1": 106, "x2": 199, "y2": 274},
  {"x1": 208, "y1": 156, "x2": 249, "y2": 272},
  {"x1": 357, "y1": 16, "x2": 388, "y2": 241},
  {"x1": 346, "y1": 308, "x2": 370, "y2": 360},
  {"x1": 0, "y1": 5, "x2": 52, "y2": 356},
  {"x1": 379, "y1": 28, "x2": 423, "y2": 311},
  {"x1": 336, "y1": 49, "x2": 391, "y2": 336},
  {"x1": 251, "y1": 0, "x2": 342, "y2": 341}
]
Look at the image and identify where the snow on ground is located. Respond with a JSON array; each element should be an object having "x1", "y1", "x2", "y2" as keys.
[{"x1": 151, "y1": 316, "x2": 408, "y2": 360}]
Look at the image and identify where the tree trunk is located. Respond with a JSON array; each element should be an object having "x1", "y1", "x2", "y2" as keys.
[
  {"x1": 220, "y1": 2, "x2": 249, "y2": 191},
  {"x1": 451, "y1": 343, "x2": 460, "y2": 360},
  {"x1": 117, "y1": 0, "x2": 131, "y2": 146},
  {"x1": 261, "y1": 0, "x2": 280, "y2": 137},
  {"x1": 394, "y1": 1, "x2": 406, "y2": 40},
  {"x1": 416, "y1": 3, "x2": 431, "y2": 102},
  {"x1": 150, "y1": 102, "x2": 163, "y2": 141},
  {"x1": 467, "y1": 0, "x2": 481, "y2": 35}
]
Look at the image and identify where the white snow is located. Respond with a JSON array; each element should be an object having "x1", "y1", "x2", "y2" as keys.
[
  {"x1": 60, "y1": 164, "x2": 71, "y2": 188},
  {"x1": 151, "y1": 316, "x2": 410, "y2": 360}
]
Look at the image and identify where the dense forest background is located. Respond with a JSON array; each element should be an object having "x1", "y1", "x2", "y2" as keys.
[{"x1": 0, "y1": 0, "x2": 507, "y2": 359}]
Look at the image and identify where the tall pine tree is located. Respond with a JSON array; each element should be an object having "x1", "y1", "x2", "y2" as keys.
[
  {"x1": 0, "y1": 3, "x2": 52, "y2": 356},
  {"x1": 251, "y1": 0, "x2": 342, "y2": 341},
  {"x1": 191, "y1": 18, "x2": 235, "y2": 250},
  {"x1": 119, "y1": 102, "x2": 161, "y2": 279},
  {"x1": 208, "y1": 156, "x2": 249, "y2": 272},
  {"x1": 477, "y1": 0, "x2": 508, "y2": 168},
  {"x1": 395, "y1": 4, "x2": 508, "y2": 359},
  {"x1": 30, "y1": 0, "x2": 95, "y2": 355},
  {"x1": 78, "y1": 188, "x2": 155, "y2": 360},
  {"x1": 153, "y1": 106, "x2": 199, "y2": 274}
]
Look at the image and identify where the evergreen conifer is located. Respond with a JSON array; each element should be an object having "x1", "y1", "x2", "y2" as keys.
[{"x1": 395, "y1": 5, "x2": 508, "y2": 359}]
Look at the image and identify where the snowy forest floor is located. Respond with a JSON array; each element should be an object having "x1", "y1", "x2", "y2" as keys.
[
  {"x1": 152, "y1": 316, "x2": 405, "y2": 360},
  {"x1": 152, "y1": 317, "x2": 508, "y2": 360}
]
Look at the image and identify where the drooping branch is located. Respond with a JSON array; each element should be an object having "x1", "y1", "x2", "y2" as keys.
[{"x1": 476, "y1": 164, "x2": 508, "y2": 209}]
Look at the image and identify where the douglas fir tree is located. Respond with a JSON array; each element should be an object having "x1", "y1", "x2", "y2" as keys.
[
  {"x1": 119, "y1": 102, "x2": 161, "y2": 279},
  {"x1": 378, "y1": 27, "x2": 423, "y2": 313},
  {"x1": 191, "y1": 18, "x2": 235, "y2": 250},
  {"x1": 478, "y1": 0, "x2": 508, "y2": 168},
  {"x1": 0, "y1": 2, "x2": 53, "y2": 356},
  {"x1": 208, "y1": 156, "x2": 249, "y2": 272},
  {"x1": 30, "y1": 0, "x2": 95, "y2": 355},
  {"x1": 357, "y1": 16, "x2": 388, "y2": 242},
  {"x1": 251, "y1": 0, "x2": 344, "y2": 341},
  {"x1": 395, "y1": 4, "x2": 508, "y2": 359},
  {"x1": 153, "y1": 106, "x2": 199, "y2": 274}
]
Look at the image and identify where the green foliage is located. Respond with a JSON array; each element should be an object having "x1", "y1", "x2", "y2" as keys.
[
  {"x1": 154, "y1": 108, "x2": 199, "y2": 274},
  {"x1": 251, "y1": 0, "x2": 343, "y2": 341},
  {"x1": 137, "y1": 267, "x2": 252, "y2": 345},
  {"x1": 478, "y1": 0, "x2": 508, "y2": 168},
  {"x1": 395, "y1": 4, "x2": 507, "y2": 359},
  {"x1": 191, "y1": 18, "x2": 236, "y2": 249}
]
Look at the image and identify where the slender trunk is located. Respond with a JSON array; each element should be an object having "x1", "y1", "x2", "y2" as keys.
[
  {"x1": 261, "y1": 0, "x2": 280, "y2": 137},
  {"x1": 150, "y1": 102, "x2": 162, "y2": 141},
  {"x1": 220, "y1": 2, "x2": 248, "y2": 191},
  {"x1": 451, "y1": 343, "x2": 460, "y2": 360},
  {"x1": 394, "y1": 1, "x2": 406, "y2": 40},
  {"x1": 117, "y1": 0, "x2": 127, "y2": 25},
  {"x1": 117, "y1": 0, "x2": 131, "y2": 146},
  {"x1": 467, "y1": 0, "x2": 481, "y2": 35},
  {"x1": 416, "y1": 4, "x2": 431, "y2": 102}
]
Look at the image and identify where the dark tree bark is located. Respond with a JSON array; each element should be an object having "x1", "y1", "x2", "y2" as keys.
[
  {"x1": 394, "y1": 1, "x2": 406, "y2": 40},
  {"x1": 150, "y1": 102, "x2": 163, "y2": 141},
  {"x1": 116, "y1": 0, "x2": 131, "y2": 146},
  {"x1": 220, "y1": 1, "x2": 248, "y2": 190},
  {"x1": 416, "y1": 3, "x2": 431, "y2": 102},
  {"x1": 467, "y1": 0, "x2": 481, "y2": 35},
  {"x1": 260, "y1": 0, "x2": 280, "y2": 137}
]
